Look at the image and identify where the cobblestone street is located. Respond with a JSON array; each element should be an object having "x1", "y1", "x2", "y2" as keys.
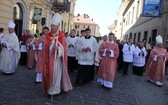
[{"x1": 0, "y1": 66, "x2": 167, "y2": 105}]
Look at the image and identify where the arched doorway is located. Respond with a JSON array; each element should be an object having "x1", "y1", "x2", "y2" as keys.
[
  {"x1": 13, "y1": 1, "x2": 28, "y2": 39},
  {"x1": 13, "y1": 3, "x2": 23, "y2": 39}
]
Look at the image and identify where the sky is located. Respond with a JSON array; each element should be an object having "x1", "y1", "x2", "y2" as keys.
[{"x1": 74, "y1": 0, "x2": 122, "y2": 36}]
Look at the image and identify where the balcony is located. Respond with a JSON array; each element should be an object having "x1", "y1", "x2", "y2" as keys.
[{"x1": 51, "y1": 0, "x2": 70, "y2": 13}]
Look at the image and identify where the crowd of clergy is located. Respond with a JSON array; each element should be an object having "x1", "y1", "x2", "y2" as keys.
[{"x1": 0, "y1": 13, "x2": 168, "y2": 97}]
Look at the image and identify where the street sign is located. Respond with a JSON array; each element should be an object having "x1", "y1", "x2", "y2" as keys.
[{"x1": 142, "y1": 0, "x2": 162, "y2": 17}]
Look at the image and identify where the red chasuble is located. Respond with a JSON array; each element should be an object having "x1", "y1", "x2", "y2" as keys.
[{"x1": 42, "y1": 31, "x2": 72, "y2": 94}]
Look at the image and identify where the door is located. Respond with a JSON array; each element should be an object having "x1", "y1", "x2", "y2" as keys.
[{"x1": 14, "y1": 20, "x2": 22, "y2": 40}]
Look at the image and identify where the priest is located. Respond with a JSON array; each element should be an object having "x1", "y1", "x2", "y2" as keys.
[
  {"x1": 76, "y1": 28, "x2": 98, "y2": 85},
  {"x1": 97, "y1": 33, "x2": 119, "y2": 90},
  {"x1": 133, "y1": 41, "x2": 147, "y2": 76},
  {"x1": 0, "y1": 21, "x2": 20, "y2": 74},
  {"x1": 42, "y1": 13, "x2": 73, "y2": 96},
  {"x1": 146, "y1": 35, "x2": 168, "y2": 86}
]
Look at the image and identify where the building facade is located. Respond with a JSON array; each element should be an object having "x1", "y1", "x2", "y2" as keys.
[
  {"x1": 116, "y1": 0, "x2": 168, "y2": 46},
  {"x1": 60, "y1": 0, "x2": 77, "y2": 33},
  {"x1": 74, "y1": 14, "x2": 100, "y2": 37},
  {"x1": 0, "y1": 0, "x2": 76, "y2": 39},
  {"x1": 108, "y1": 20, "x2": 118, "y2": 38}
]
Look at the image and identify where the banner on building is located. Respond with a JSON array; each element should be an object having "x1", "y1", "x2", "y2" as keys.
[
  {"x1": 32, "y1": 7, "x2": 42, "y2": 24},
  {"x1": 142, "y1": 0, "x2": 162, "y2": 17}
]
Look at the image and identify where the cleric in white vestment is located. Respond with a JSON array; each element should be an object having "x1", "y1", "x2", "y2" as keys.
[
  {"x1": 133, "y1": 41, "x2": 147, "y2": 76},
  {"x1": 0, "y1": 21, "x2": 20, "y2": 74}
]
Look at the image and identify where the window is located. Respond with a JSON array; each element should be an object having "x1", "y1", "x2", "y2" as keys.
[
  {"x1": 64, "y1": 22, "x2": 66, "y2": 32},
  {"x1": 126, "y1": 14, "x2": 128, "y2": 25},
  {"x1": 134, "y1": 33, "x2": 136, "y2": 43},
  {"x1": 61, "y1": 21, "x2": 64, "y2": 31},
  {"x1": 128, "y1": 12, "x2": 130, "y2": 25},
  {"x1": 129, "y1": 33, "x2": 132, "y2": 39},
  {"x1": 13, "y1": 4, "x2": 23, "y2": 20},
  {"x1": 136, "y1": 1, "x2": 140, "y2": 19},
  {"x1": 138, "y1": 32, "x2": 141, "y2": 42},
  {"x1": 144, "y1": 31, "x2": 148, "y2": 40},
  {"x1": 151, "y1": 29, "x2": 157, "y2": 46},
  {"x1": 75, "y1": 25, "x2": 78, "y2": 29},
  {"x1": 132, "y1": 7, "x2": 134, "y2": 23}
]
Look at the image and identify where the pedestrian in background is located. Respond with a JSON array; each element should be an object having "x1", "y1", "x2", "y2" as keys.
[
  {"x1": 67, "y1": 29, "x2": 78, "y2": 72},
  {"x1": 26, "y1": 31, "x2": 37, "y2": 69},
  {"x1": 0, "y1": 28, "x2": 4, "y2": 52},
  {"x1": 0, "y1": 21, "x2": 20, "y2": 75},
  {"x1": 143, "y1": 39, "x2": 152, "y2": 63},
  {"x1": 75, "y1": 30, "x2": 86, "y2": 61},
  {"x1": 19, "y1": 29, "x2": 31, "y2": 66},
  {"x1": 94, "y1": 35, "x2": 108, "y2": 73},
  {"x1": 117, "y1": 40, "x2": 125, "y2": 73},
  {"x1": 0, "y1": 28, "x2": 4, "y2": 42}
]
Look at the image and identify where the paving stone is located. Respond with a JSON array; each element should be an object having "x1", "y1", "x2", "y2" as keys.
[{"x1": 0, "y1": 66, "x2": 167, "y2": 105}]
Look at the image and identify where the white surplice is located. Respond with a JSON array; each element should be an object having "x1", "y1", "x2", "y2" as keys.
[
  {"x1": 133, "y1": 46, "x2": 147, "y2": 67},
  {"x1": 0, "y1": 32, "x2": 20, "y2": 73},
  {"x1": 67, "y1": 36, "x2": 78, "y2": 57},
  {"x1": 77, "y1": 36, "x2": 98, "y2": 65},
  {"x1": 122, "y1": 43, "x2": 135, "y2": 62}
]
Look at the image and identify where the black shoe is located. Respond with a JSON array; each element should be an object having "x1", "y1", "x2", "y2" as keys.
[
  {"x1": 101, "y1": 85, "x2": 106, "y2": 89},
  {"x1": 157, "y1": 85, "x2": 162, "y2": 88},
  {"x1": 123, "y1": 74, "x2": 126, "y2": 77},
  {"x1": 35, "y1": 81, "x2": 41, "y2": 84},
  {"x1": 47, "y1": 94, "x2": 52, "y2": 99},
  {"x1": 164, "y1": 93, "x2": 168, "y2": 95},
  {"x1": 105, "y1": 87, "x2": 111, "y2": 91},
  {"x1": 47, "y1": 94, "x2": 56, "y2": 99},
  {"x1": 3, "y1": 72, "x2": 14, "y2": 75},
  {"x1": 81, "y1": 81, "x2": 87, "y2": 85},
  {"x1": 70, "y1": 70, "x2": 74, "y2": 73}
]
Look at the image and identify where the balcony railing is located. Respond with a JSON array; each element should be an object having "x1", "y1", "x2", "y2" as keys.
[{"x1": 51, "y1": 0, "x2": 70, "y2": 13}]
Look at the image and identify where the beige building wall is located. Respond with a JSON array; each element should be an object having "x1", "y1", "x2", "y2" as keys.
[
  {"x1": 0, "y1": 0, "x2": 49, "y2": 35},
  {"x1": 0, "y1": 0, "x2": 77, "y2": 36},
  {"x1": 116, "y1": 1, "x2": 125, "y2": 40},
  {"x1": 122, "y1": 0, "x2": 143, "y2": 37},
  {"x1": 60, "y1": 0, "x2": 76, "y2": 33}
]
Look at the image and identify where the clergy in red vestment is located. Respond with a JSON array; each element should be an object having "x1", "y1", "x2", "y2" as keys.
[
  {"x1": 146, "y1": 35, "x2": 168, "y2": 86},
  {"x1": 97, "y1": 33, "x2": 119, "y2": 90},
  {"x1": 25, "y1": 31, "x2": 37, "y2": 69},
  {"x1": 35, "y1": 26, "x2": 49, "y2": 83},
  {"x1": 42, "y1": 13, "x2": 73, "y2": 96}
]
